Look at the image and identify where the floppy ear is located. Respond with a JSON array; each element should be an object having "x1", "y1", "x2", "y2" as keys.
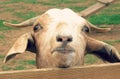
[
  {"x1": 3, "y1": 33, "x2": 36, "y2": 63},
  {"x1": 86, "y1": 36, "x2": 120, "y2": 63}
]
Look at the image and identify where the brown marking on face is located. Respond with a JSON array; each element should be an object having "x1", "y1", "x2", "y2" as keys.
[
  {"x1": 56, "y1": 22, "x2": 68, "y2": 30},
  {"x1": 33, "y1": 13, "x2": 51, "y2": 28}
]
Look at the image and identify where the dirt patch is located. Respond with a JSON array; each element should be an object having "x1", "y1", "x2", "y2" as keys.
[
  {"x1": 0, "y1": 0, "x2": 8, "y2": 2},
  {"x1": 0, "y1": 12, "x2": 22, "y2": 21},
  {"x1": 3, "y1": 2, "x2": 52, "y2": 13}
]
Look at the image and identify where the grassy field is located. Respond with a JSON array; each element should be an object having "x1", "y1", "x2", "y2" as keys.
[{"x1": 0, "y1": 0, "x2": 120, "y2": 71}]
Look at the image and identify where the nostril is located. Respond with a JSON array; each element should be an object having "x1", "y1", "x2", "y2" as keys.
[
  {"x1": 56, "y1": 35, "x2": 73, "y2": 42},
  {"x1": 67, "y1": 37, "x2": 72, "y2": 42},
  {"x1": 57, "y1": 37, "x2": 63, "y2": 42}
]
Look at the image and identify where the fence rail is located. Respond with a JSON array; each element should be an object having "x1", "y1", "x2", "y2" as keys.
[
  {"x1": 0, "y1": 63, "x2": 120, "y2": 79},
  {"x1": 79, "y1": 0, "x2": 115, "y2": 17}
]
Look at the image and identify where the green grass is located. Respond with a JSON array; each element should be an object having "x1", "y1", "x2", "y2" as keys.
[
  {"x1": 100, "y1": 3, "x2": 120, "y2": 14},
  {"x1": 102, "y1": 8, "x2": 120, "y2": 14},
  {"x1": 14, "y1": 12, "x2": 37, "y2": 20},
  {"x1": 0, "y1": 35, "x2": 4, "y2": 39},
  {"x1": 40, "y1": 0, "x2": 87, "y2": 6},
  {"x1": 19, "y1": 60, "x2": 36, "y2": 65},
  {"x1": 85, "y1": 54, "x2": 100, "y2": 65},
  {"x1": 52, "y1": 0, "x2": 86, "y2": 4},
  {"x1": 2, "y1": 66, "x2": 13, "y2": 71},
  {"x1": 0, "y1": 54, "x2": 4, "y2": 59},
  {"x1": 0, "y1": 0, "x2": 39, "y2": 4},
  {"x1": 1, "y1": 59, "x2": 35, "y2": 71},
  {"x1": 0, "y1": 0, "x2": 90, "y2": 5},
  {"x1": 2, "y1": 65, "x2": 26, "y2": 71},
  {"x1": 69, "y1": 6, "x2": 86, "y2": 12},
  {"x1": 10, "y1": 0, "x2": 39, "y2": 4},
  {"x1": 13, "y1": 65, "x2": 26, "y2": 70},
  {"x1": 88, "y1": 14, "x2": 120, "y2": 25},
  {"x1": 4, "y1": 8, "x2": 15, "y2": 12},
  {"x1": 104, "y1": 40, "x2": 120, "y2": 45}
]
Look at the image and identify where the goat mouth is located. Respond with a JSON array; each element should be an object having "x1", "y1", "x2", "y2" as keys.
[
  {"x1": 52, "y1": 46, "x2": 75, "y2": 54},
  {"x1": 58, "y1": 65, "x2": 70, "y2": 68}
]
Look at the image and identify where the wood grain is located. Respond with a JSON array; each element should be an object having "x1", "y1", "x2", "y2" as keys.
[{"x1": 0, "y1": 63, "x2": 120, "y2": 79}]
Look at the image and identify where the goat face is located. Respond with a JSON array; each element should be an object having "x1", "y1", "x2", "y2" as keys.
[
  {"x1": 3, "y1": 8, "x2": 120, "y2": 68},
  {"x1": 33, "y1": 9, "x2": 87, "y2": 68}
]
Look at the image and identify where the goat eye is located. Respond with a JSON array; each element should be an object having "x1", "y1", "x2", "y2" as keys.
[
  {"x1": 34, "y1": 24, "x2": 43, "y2": 32},
  {"x1": 82, "y1": 26, "x2": 90, "y2": 33}
]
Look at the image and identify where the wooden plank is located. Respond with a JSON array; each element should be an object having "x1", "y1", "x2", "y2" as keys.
[
  {"x1": 0, "y1": 63, "x2": 120, "y2": 79},
  {"x1": 79, "y1": 0, "x2": 115, "y2": 17}
]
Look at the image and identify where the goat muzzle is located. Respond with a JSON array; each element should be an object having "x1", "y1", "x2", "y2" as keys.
[{"x1": 52, "y1": 45, "x2": 75, "y2": 54}]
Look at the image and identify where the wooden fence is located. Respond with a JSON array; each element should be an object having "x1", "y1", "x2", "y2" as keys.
[{"x1": 0, "y1": 63, "x2": 120, "y2": 79}]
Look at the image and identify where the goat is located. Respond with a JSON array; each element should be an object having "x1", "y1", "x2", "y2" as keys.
[{"x1": 3, "y1": 8, "x2": 120, "y2": 68}]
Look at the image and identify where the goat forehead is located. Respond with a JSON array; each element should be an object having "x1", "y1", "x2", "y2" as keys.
[
  {"x1": 46, "y1": 8, "x2": 86, "y2": 27},
  {"x1": 39, "y1": 8, "x2": 86, "y2": 40},
  {"x1": 55, "y1": 22, "x2": 76, "y2": 36}
]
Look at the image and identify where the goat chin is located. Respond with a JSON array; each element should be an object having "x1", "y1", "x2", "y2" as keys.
[{"x1": 52, "y1": 51, "x2": 75, "y2": 67}]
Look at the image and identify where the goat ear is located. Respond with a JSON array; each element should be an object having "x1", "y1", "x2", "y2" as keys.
[
  {"x1": 86, "y1": 37, "x2": 120, "y2": 63},
  {"x1": 3, "y1": 33, "x2": 36, "y2": 63},
  {"x1": 86, "y1": 21, "x2": 111, "y2": 33}
]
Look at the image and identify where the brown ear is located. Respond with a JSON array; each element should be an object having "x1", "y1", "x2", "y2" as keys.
[
  {"x1": 86, "y1": 36, "x2": 120, "y2": 63},
  {"x1": 3, "y1": 33, "x2": 36, "y2": 63}
]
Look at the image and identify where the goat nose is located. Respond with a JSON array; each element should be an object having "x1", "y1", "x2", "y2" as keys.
[{"x1": 56, "y1": 35, "x2": 73, "y2": 42}]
